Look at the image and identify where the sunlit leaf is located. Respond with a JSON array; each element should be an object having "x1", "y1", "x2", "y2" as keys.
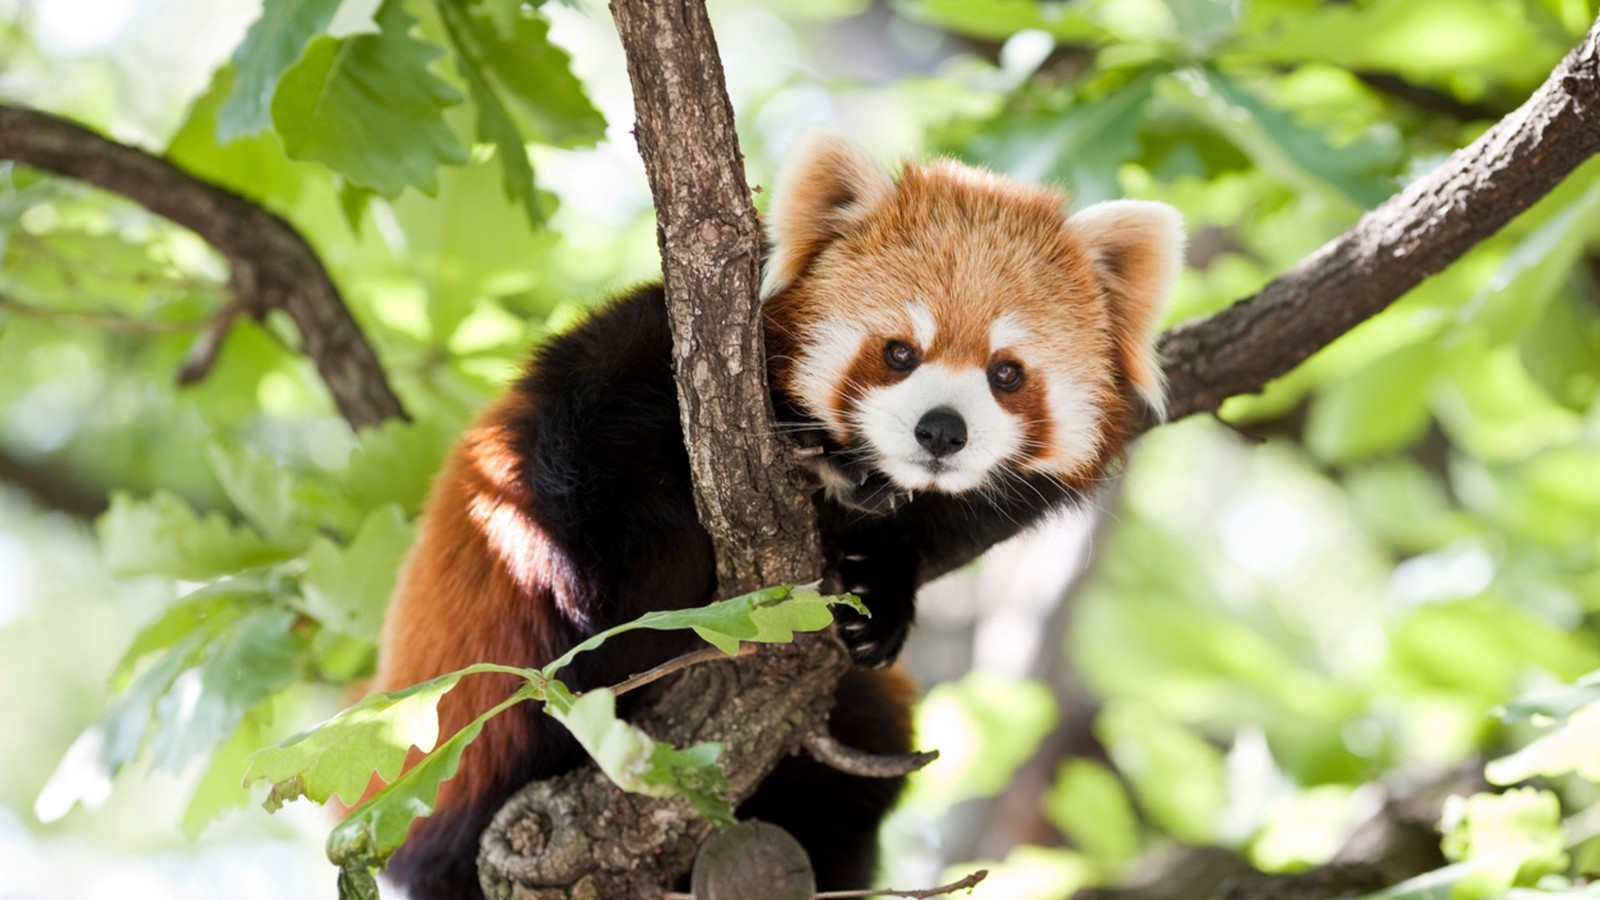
[
  {"x1": 218, "y1": 0, "x2": 344, "y2": 140},
  {"x1": 906, "y1": 673, "x2": 1056, "y2": 815},
  {"x1": 147, "y1": 605, "x2": 309, "y2": 772},
  {"x1": 98, "y1": 491, "x2": 295, "y2": 581},
  {"x1": 1487, "y1": 702, "x2": 1600, "y2": 785},
  {"x1": 439, "y1": 1, "x2": 605, "y2": 149},
  {"x1": 244, "y1": 669, "x2": 479, "y2": 809},
  {"x1": 1170, "y1": 67, "x2": 1393, "y2": 209},
  {"x1": 271, "y1": 0, "x2": 469, "y2": 197},
  {"x1": 545, "y1": 688, "x2": 732, "y2": 823},
  {"x1": 544, "y1": 584, "x2": 863, "y2": 673},
  {"x1": 299, "y1": 503, "x2": 414, "y2": 641},
  {"x1": 893, "y1": 0, "x2": 1106, "y2": 41},
  {"x1": 1440, "y1": 789, "x2": 1568, "y2": 894},
  {"x1": 208, "y1": 442, "x2": 311, "y2": 545},
  {"x1": 1043, "y1": 759, "x2": 1140, "y2": 864},
  {"x1": 1097, "y1": 701, "x2": 1226, "y2": 843},
  {"x1": 968, "y1": 75, "x2": 1156, "y2": 208}
]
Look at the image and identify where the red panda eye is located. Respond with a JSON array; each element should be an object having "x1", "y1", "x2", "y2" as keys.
[
  {"x1": 989, "y1": 361, "x2": 1024, "y2": 392},
  {"x1": 884, "y1": 340, "x2": 919, "y2": 371}
]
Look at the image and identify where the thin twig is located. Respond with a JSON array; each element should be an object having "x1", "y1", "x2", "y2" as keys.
[
  {"x1": 0, "y1": 104, "x2": 406, "y2": 428},
  {"x1": 176, "y1": 302, "x2": 243, "y2": 385},
  {"x1": 610, "y1": 645, "x2": 751, "y2": 698},
  {"x1": 815, "y1": 868, "x2": 988, "y2": 899},
  {"x1": 661, "y1": 869, "x2": 987, "y2": 900},
  {"x1": 0, "y1": 290, "x2": 211, "y2": 333},
  {"x1": 801, "y1": 729, "x2": 940, "y2": 779}
]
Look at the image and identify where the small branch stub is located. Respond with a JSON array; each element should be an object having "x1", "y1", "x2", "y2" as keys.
[
  {"x1": 0, "y1": 104, "x2": 406, "y2": 429},
  {"x1": 802, "y1": 730, "x2": 940, "y2": 779},
  {"x1": 689, "y1": 821, "x2": 814, "y2": 900}
]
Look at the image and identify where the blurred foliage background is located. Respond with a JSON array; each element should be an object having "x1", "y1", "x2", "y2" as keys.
[{"x1": 1, "y1": 0, "x2": 1599, "y2": 897}]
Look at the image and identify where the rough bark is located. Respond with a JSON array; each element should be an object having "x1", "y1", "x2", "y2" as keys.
[
  {"x1": 478, "y1": 638, "x2": 850, "y2": 899},
  {"x1": 0, "y1": 104, "x2": 405, "y2": 429},
  {"x1": 610, "y1": 0, "x2": 821, "y2": 596},
  {"x1": 1154, "y1": 18, "x2": 1600, "y2": 425}
]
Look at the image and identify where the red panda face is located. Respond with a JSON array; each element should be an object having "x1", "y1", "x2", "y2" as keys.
[{"x1": 762, "y1": 133, "x2": 1184, "y2": 495}]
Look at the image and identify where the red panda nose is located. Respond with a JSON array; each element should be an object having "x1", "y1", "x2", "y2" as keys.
[{"x1": 915, "y1": 407, "x2": 968, "y2": 458}]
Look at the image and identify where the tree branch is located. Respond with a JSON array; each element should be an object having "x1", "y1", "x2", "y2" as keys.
[
  {"x1": 0, "y1": 104, "x2": 406, "y2": 429},
  {"x1": 610, "y1": 0, "x2": 820, "y2": 595},
  {"x1": 1154, "y1": 16, "x2": 1600, "y2": 425},
  {"x1": 477, "y1": 1, "x2": 845, "y2": 895}
]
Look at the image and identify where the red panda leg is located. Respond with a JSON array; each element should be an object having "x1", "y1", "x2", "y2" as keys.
[{"x1": 736, "y1": 666, "x2": 917, "y2": 890}]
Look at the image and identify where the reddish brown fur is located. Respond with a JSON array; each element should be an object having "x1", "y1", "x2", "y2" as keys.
[{"x1": 366, "y1": 392, "x2": 568, "y2": 818}]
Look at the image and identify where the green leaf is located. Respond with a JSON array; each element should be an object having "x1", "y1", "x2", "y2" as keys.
[
  {"x1": 1456, "y1": 181, "x2": 1600, "y2": 343},
  {"x1": 542, "y1": 584, "x2": 863, "y2": 675},
  {"x1": 1345, "y1": 459, "x2": 1479, "y2": 554},
  {"x1": 905, "y1": 673, "x2": 1057, "y2": 815},
  {"x1": 441, "y1": 1, "x2": 604, "y2": 149},
  {"x1": 271, "y1": 0, "x2": 469, "y2": 197},
  {"x1": 968, "y1": 75, "x2": 1156, "y2": 208},
  {"x1": 893, "y1": 0, "x2": 1107, "y2": 41},
  {"x1": 1305, "y1": 338, "x2": 1442, "y2": 464},
  {"x1": 325, "y1": 681, "x2": 535, "y2": 871},
  {"x1": 1235, "y1": 0, "x2": 1563, "y2": 86},
  {"x1": 1520, "y1": 290, "x2": 1600, "y2": 412},
  {"x1": 1497, "y1": 671, "x2": 1600, "y2": 724},
  {"x1": 546, "y1": 688, "x2": 733, "y2": 823},
  {"x1": 169, "y1": 65, "x2": 313, "y2": 206},
  {"x1": 648, "y1": 741, "x2": 735, "y2": 827},
  {"x1": 458, "y1": 61, "x2": 540, "y2": 226},
  {"x1": 97, "y1": 628, "x2": 213, "y2": 777},
  {"x1": 1487, "y1": 701, "x2": 1600, "y2": 785},
  {"x1": 1358, "y1": 859, "x2": 1503, "y2": 900},
  {"x1": 338, "y1": 416, "x2": 459, "y2": 522},
  {"x1": 244, "y1": 668, "x2": 476, "y2": 809},
  {"x1": 1170, "y1": 66, "x2": 1393, "y2": 209},
  {"x1": 98, "y1": 491, "x2": 294, "y2": 581},
  {"x1": 299, "y1": 504, "x2": 415, "y2": 640},
  {"x1": 181, "y1": 701, "x2": 272, "y2": 839},
  {"x1": 218, "y1": 0, "x2": 344, "y2": 141},
  {"x1": 336, "y1": 867, "x2": 380, "y2": 900},
  {"x1": 208, "y1": 443, "x2": 310, "y2": 545},
  {"x1": 1439, "y1": 789, "x2": 1568, "y2": 894},
  {"x1": 109, "y1": 579, "x2": 270, "y2": 688},
  {"x1": 1161, "y1": 0, "x2": 1238, "y2": 48},
  {"x1": 1097, "y1": 701, "x2": 1225, "y2": 843},
  {"x1": 147, "y1": 605, "x2": 309, "y2": 772},
  {"x1": 1044, "y1": 759, "x2": 1140, "y2": 864}
]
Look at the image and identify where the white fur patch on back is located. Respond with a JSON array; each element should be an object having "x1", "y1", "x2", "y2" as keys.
[
  {"x1": 854, "y1": 364, "x2": 1022, "y2": 493},
  {"x1": 906, "y1": 302, "x2": 938, "y2": 350}
]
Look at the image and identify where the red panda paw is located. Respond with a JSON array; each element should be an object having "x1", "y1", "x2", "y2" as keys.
[
  {"x1": 834, "y1": 602, "x2": 909, "y2": 668},
  {"x1": 827, "y1": 469, "x2": 912, "y2": 516}
]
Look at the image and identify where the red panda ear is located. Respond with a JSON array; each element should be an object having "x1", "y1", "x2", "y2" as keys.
[
  {"x1": 1064, "y1": 200, "x2": 1185, "y2": 420},
  {"x1": 761, "y1": 131, "x2": 895, "y2": 298}
]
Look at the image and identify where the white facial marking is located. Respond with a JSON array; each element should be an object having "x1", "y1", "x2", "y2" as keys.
[
  {"x1": 906, "y1": 302, "x2": 937, "y2": 350},
  {"x1": 794, "y1": 318, "x2": 866, "y2": 436},
  {"x1": 855, "y1": 364, "x2": 1022, "y2": 493},
  {"x1": 1038, "y1": 372, "x2": 1104, "y2": 475},
  {"x1": 989, "y1": 312, "x2": 1029, "y2": 353}
]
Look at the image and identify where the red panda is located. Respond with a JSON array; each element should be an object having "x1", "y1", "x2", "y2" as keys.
[{"x1": 370, "y1": 132, "x2": 1183, "y2": 899}]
